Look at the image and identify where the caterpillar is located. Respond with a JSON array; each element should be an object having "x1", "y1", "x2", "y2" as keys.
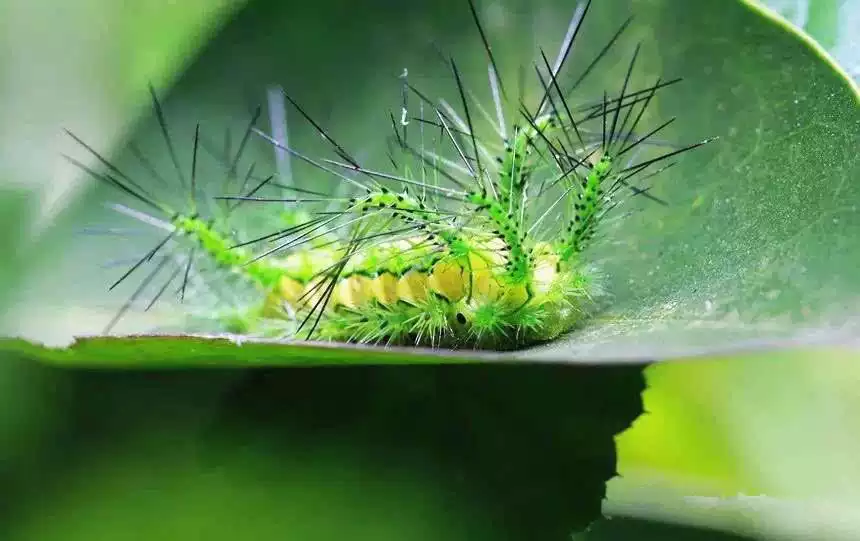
[{"x1": 66, "y1": 0, "x2": 715, "y2": 351}]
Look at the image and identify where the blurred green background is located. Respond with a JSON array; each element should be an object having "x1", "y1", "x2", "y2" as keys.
[{"x1": 1, "y1": 0, "x2": 859, "y2": 539}]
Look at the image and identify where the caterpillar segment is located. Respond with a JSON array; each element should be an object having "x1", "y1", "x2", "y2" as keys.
[
  {"x1": 181, "y1": 172, "x2": 598, "y2": 347},
  {"x1": 249, "y1": 234, "x2": 595, "y2": 349}
]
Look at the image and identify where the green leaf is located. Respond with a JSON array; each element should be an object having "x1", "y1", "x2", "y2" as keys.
[
  {"x1": 0, "y1": 0, "x2": 248, "y2": 329},
  {"x1": 0, "y1": 359, "x2": 644, "y2": 539},
  {"x1": 6, "y1": 0, "x2": 859, "y2": 364},
  {"x1": 609, "y1": 347, "x2": 860, "y2": 540},
  {"x1": 574, "y1": 516, "x2": 756, "y2": 541}
]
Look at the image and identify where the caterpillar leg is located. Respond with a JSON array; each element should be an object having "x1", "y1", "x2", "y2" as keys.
[{"x1": 318, "y1": 296, "x2": 452, "y2": 348}]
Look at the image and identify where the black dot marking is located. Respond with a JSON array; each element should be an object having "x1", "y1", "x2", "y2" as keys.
[{"x1": 456, "y1": 313, "x2": 466, "y2": 325}]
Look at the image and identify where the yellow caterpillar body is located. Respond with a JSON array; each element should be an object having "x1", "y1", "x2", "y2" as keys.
[{"x1": 256, "y1": 234, "x2": 595, "y2": 349}]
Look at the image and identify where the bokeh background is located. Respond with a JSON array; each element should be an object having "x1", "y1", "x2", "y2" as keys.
[{"x1": 1, "y1": 0, "x2": 858, "y2": 539}]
